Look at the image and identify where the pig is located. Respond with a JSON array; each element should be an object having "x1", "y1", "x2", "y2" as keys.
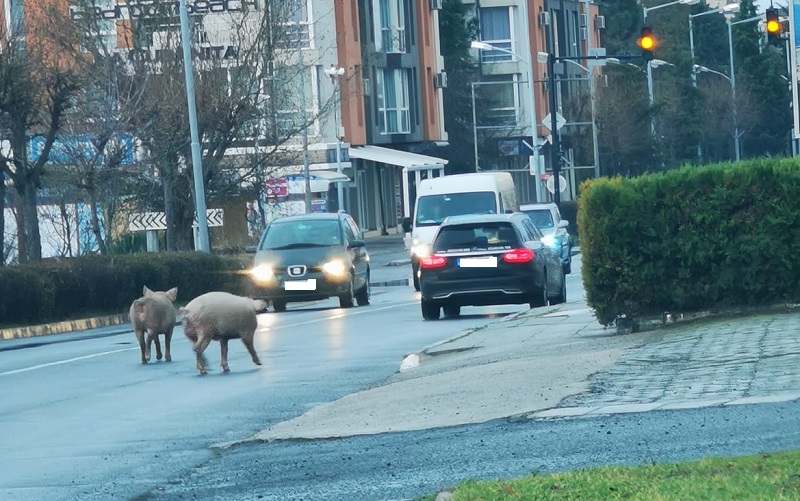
[
  {"x1": 129, "y1": 286, "x2": 178, "y2": 364},
  {"x1": 179, "y1": 291, "x2": 267, "y2": 375}
]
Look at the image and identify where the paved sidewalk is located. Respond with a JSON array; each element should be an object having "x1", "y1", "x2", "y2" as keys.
[{"x1": 220, "y1": 260, "x2": 800, "y2": 446}]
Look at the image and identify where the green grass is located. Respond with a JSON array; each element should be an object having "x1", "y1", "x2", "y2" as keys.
[{"x1": 422, "y1": 450, "x2": 800, "y2": 500}]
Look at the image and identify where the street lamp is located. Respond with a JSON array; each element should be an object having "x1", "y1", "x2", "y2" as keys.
[
  {"x1": 178, "y1": 0, "x2": 210, "y2": 252},
  {"x1": 607, "y1": 57, "x2": 674, "y2": 116},
  {"x1": 536, "y1": 51, "x2": 564, "y2": 205},
  {"x1": 471, "y1": 40, "x2": 544, "y2": 202},
  {"x1": 324, "y1": 65, "x2": 346, "y2": 212},
  {"x1": 726, "y1": 14, "x2": 761, "y2": 162},
  {"x1": 560, "y1": 59, "x2": 600, "y2": 185},
  {"x1": 688, "y1": 2, "x2": 740, "y2": 163},
  {"x1": 643, "y1": 0, "x2": 701, "y2": 134}
]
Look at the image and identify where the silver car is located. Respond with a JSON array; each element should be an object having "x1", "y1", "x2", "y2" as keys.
[{"x1": 520, "y1": 202, "x2": 573, "y2": 274}]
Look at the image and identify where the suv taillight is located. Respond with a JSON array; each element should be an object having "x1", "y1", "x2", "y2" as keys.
[
  {"x1": 420, "y1": 255, "x2": 447, "y2": 269},
  {"x1": 503, "y1": 248, "x2": 534, "y2": 264}
]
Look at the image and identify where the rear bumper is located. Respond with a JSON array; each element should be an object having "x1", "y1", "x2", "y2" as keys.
[{"x1": 420, "y1": 273, "x2": 539, "y2": 307}]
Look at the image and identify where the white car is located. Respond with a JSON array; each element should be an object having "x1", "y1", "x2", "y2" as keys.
[{"x1": 519, "y1": 202, "x2": 573, "y2": 274}]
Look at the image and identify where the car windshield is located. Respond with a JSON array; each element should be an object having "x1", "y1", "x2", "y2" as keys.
[
  {"x1": 523, "y1": 209, "x2": 554, "y2": 229},
  {"x1": 415, "y1": 192, "x2": 497, "y2": 227},
  {"x1": 432, "y1": 222, "x2": 520, "y2": 254},
  {"x1": 259, "y1": 219, "x2": 341, "y2": 250}
]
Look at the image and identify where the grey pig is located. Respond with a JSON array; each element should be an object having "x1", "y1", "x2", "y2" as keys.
[
  {"x1": 179, "y1": 291, "x2": 267, "y2": 375},
  {"x1": 130, "y1": 286, "x2": 178, "y2": 364}
]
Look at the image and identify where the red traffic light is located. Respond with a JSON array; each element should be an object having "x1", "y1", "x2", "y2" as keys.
[{"x1": 637, "y1": 27, "x2": 656, "y2": 52}]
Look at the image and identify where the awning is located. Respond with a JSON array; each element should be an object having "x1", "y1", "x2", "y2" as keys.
[{"x1": 350, "y1": 145, "x2": 448, "y2": 171}]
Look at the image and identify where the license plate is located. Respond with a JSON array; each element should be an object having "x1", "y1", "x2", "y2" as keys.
[
  {"x1": 458, "y1": 256, "x2": 498, "y2": 268},
  {"x1": 284, "y1": 279, "x2": 317, "y2": 290}
]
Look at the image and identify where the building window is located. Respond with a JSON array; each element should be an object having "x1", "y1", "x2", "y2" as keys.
[
  {"x1": 373, "y1": 0, "x2": 406, "y2": 54},
  {"x1": 269, "y1": 65, "x2": 318, "y2": 139},
  {"x1": 272, "y1": 0, "x2": 312, "y2": 49},
  {"x1": 478, "y1": 7, "x2": 512, "y2": 63},
  {"x1": 375, "y1": 68, "x2": 411, "y2": 134},
  {"x1": 478, "y1": 75, "x2": 519, "y2": 127}
]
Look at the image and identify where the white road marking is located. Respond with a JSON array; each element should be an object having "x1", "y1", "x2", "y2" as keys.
[
  {"x1": 0, "y1": 348, "x2": 137, "y2": 376},
  {"x1": 0, "y1": 300, "x2": 420, "y2": 377}
]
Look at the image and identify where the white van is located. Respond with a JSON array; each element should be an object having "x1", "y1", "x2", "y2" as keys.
[{"x1": 401, "y1": 172, "x2": 518, "y2": 290}]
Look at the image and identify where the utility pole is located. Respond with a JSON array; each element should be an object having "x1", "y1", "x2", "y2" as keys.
[
  {"x1": 546, "y1": 52, "x2": 562, "y2": 206},
  {"x1": 297, "y1": 22, "x2": 312, "y2": 213},
  {"x1": 178, "y1": 0, "x2": 210, "y2": 252}
]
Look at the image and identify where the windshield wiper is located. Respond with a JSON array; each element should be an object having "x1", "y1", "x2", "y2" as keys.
[{"x1": 267, "y1": 243, "x2": 328, "y2": 250}]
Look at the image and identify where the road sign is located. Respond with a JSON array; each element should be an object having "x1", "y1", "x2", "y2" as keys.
[
  {"x1": 129, "y1": 209, "x2": 224, "y2": 232},
  {"x1": 546, "y1": 174, "x2": 568, "y2": 194},
  {"x1": 542, "y1": 112, "x2": 566, "y2": 133},
  {"x1": 129, "y1": 211, "x2": 167, "y2": 232}
]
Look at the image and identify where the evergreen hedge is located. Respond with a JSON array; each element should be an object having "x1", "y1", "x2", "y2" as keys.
[
  {"x1": 0, "y1": 252, "x2": 252, "y2": 327},
  {"x1": 578, "y1": 158, "x2": 800, "y2": 326}
]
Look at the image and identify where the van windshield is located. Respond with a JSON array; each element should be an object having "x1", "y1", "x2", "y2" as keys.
[{"x1": 415, "y1": 191, "x2": 497, "y2": 227}]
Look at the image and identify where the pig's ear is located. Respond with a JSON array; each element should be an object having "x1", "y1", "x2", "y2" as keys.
[
  {"x1": 166, "y1": 287, "x2": 178, "y2": 302},
  {"x1": 143, "y1": 285, "x2": 153, "y2": 297}
]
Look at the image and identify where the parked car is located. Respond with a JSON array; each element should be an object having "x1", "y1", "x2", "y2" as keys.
[
  {"x1": 520, "y1": 202, "x2": 573, "y2": 274},
  {"x1": 417, "y1": 213, "x2": 566, "y2": 320},
  {"x1": 245, "y1": 212, "x2": 370, "y2": 312}
]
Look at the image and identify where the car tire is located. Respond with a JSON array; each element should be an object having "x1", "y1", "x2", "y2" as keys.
[
  {"x1": 550, "y1": 275, "x2": 567, "y2": 305},
  {"x1": 339, "y1": 275, "x2": 356, "y2": 308},
  {"x1": 564, "y1": 261, "x2": 572, "y2": 275},
  {"x1": 412, "y1": 262, "x2": 420, "y2": 291},
  {"x1": 421, "y1": 299, "x2": 440, "y2": 320},
  {"x1": 443, "y1": 305, "x2": 461, "y2": 318},
  {"x1": 529, "y1": 272, "x2": 548, "y2": 308},
  {"x1": 355, "y1": 273, "x2": 371, "y2": 306},
  {"x1": 272, "y1": 299, "x2": 287, "y2": 312}
]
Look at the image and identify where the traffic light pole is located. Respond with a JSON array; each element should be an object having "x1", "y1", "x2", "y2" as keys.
[{"x1": 542, "y1": 53, "x2": 642, "y2": 205}]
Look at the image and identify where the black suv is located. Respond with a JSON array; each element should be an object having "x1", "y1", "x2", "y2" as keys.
[{"x1": 246, "y1": 212, "x2": 370, "y2": 312}]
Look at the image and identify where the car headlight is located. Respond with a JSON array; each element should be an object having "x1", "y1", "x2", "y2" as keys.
[
  {"x1": 541, "y1": 235, "x2": 559, "y2": 249},
  {"x1": 411, "y1": 244, "x2": 431, "y2": 258},
  {"x1": 250, "y1": 264, "x2": 275, "y2": 283},
  {"x1": 322, "y1": 259, "x2": 347, "y2": 276}
]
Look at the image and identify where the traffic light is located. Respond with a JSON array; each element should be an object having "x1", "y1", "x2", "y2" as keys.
[
  {"x1": 637, "y1": 27, "x2": 656, "y2": 61},
  {"x1": 766, "y1": 8, "x2": 782, "y2": 44}
]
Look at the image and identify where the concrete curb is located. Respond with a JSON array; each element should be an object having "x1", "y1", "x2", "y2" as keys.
[
  {"x1": 386, "y1": 259, "x2": 411, "y2": 267},
  {"x1": 371, "y1": 278, "x2": 410, "y2": 287},
  {"x1": 0, "y1": 314, "x2": 131, "y2": 341},
  {"x1": 526, "y1": 391, "x2": 800, "y2": 421}
]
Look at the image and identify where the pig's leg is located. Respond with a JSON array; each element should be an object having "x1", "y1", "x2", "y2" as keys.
[
  {"x1": 144, "y1": 330, "x2": 153, "y2": 362},
  {"x1": 193, "y1": 333, "x2": 212, "y2": 376},
  {"x1": 220, "y1": 338, "x2": 230, "y2": 373},
  {"x1": 150, "y1": 332, "x2": 163, "y2": 361},
  {"x1": 135, "y1": 329, "x2": 147, "y2": 364},
  {"x1": 241, "y1": 333, "x2": 261, "y2": 366},
  {"x1": 164, "y1": 325, "x2": 174, "y2": 362}
]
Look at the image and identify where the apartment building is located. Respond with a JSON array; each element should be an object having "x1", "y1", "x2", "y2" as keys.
[{"x1": 466, "y1": 0, "x2": 604, "y2": 202}]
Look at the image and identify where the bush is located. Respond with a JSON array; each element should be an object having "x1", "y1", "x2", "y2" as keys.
[
  {"x1": 578, "y1": 158, "x2": 800, "y2": 326},
  {"x1": 0, "y1": 251, "x2": 252, "y2": 327}
]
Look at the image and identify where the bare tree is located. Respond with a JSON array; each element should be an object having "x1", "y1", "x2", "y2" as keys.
[{"x1": 0, "y1": 2, "x2": 80, "y2": 262}]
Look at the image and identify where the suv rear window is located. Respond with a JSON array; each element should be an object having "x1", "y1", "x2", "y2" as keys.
[
  {"x1": 433, "y1": 222, "x2": 520, "y2": 254},
  {"x1": 523, "y1": 209, "x2": 554, "y2": 229}
]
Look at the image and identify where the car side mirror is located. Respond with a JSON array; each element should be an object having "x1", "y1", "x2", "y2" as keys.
[
  {"x1": 349, "y1": 239, "x2": 366, "y2": 248},
  {"x1": 558, "y1": 220, "x2": 569, "y2": 229},
  {"x1": 401, "y1": 217, "x2": 412, "y2": 233},
  {"x1": 245, "y1": 245, "x2": 257, "y2": 254}
]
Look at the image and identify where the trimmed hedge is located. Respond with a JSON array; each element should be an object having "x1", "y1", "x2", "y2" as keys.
[
  {"x1": 0, "y1": 252, "x2": 253, "y2": 327},
  {"x1": 578, "y1": 158, "x2": 800, "y2": 326}
]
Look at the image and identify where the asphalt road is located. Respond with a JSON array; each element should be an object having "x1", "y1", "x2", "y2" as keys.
[{"x1": 0, "y1": 282, "x2": 526, "y2": 501}]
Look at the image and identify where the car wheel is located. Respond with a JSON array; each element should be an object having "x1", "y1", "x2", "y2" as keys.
[
  {"x1": 339, "y1": 275, "x2": 356, "y2": 308},
  {"x1": 412, "y1": 262, "x2": 420, "y2": 291},
  {"x1": 529, "y1": 272, "x2": 548, "y2": 308},
  {"x1": 551, "y1": 275, "x2": 567, "y2": 305},
  {"x1": 355, "y1": 273, "x2": 371, "y2": 306},
  {"x1": 443, "y1": 305, "x2": 461, "y2": 318},
  {"x1": 421, "y1": 299, "x2": 440, "y2": 320},
  {"x1": 272, "y1": 299, "x2": 287, "y2": 312},
  {"x1": 564, "y1": 261, "x2": 572, "y2": 275}
]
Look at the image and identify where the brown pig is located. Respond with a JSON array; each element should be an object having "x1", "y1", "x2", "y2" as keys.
[
  {"x1": 179, "y1": 291, "x2": 267, "y2": 375},
  {"x1": 129, "y1": 286, "x2": 178, "y2": 364}
]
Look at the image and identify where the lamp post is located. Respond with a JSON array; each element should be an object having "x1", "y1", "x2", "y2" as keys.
[
  {"x1": 324, "y1": 65, "x2": 346, "y2": 211},
  {"x1": 726, "y1": 15, "x2": 761, "y2": 162},
  {"x1": 643, "y1": 0, "x2": 701, "y2": 135},
  {"x1": 559, "y1": 58, "x2": 599, "y2": 185},
  {"x1": 178, "y1": 0, "x2": 210, "y2": 252},
  {"x1": 471, "y1": 40, "x2": 543, "y2": 202},
  {"x1": 689, "y1": 2, "x2": 740, "y2": 163},
  {"x1": 537, "y1": 51, "x2": 563, "y2": 205},
  {"x1": 694, "y1": 64, "x2": 739, "y2": 161},
  {"x1": 297, "y1": 21, "x2": 312, "y2": 213}
]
